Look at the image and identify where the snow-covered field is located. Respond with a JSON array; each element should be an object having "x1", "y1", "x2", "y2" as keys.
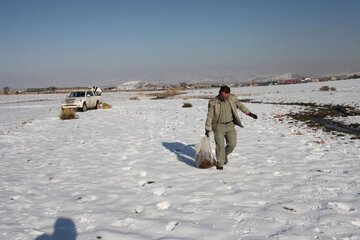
[{"x1": 1, "y1": 79, "x2": 360, "y2": 239}]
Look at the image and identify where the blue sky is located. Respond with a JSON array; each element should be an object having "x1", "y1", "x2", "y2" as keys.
[{"x1": 1, "y1": 0, "x2": 360, "y2": 87}]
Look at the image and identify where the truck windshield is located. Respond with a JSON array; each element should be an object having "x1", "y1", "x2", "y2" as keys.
[{"x1": 69, "y1": 92, "x2": 85, "y2": 97}]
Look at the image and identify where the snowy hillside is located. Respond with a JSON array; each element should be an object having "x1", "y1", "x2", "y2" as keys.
[
  {"x1": 0, "y1": 79, "x2": 359, "y2": 239},
  {"x1": 273, "y1": 73, "x2": 306, "y2": 80},
  {"x1": 244, "y1": 73, "x2": 306, "y2": 83},
  {"x1": 117, "y1": 80, "x2": 145, "y2": 90},
  {"x1": 117, "y1": 80, "x2": 162, "y2": 91}
]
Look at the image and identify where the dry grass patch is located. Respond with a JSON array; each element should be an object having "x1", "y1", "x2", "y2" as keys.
[
  {"x1": 182, "y1": 102, "x2": 193, "y2": 108},
  {"x1": 102, "y1": 102, "x2": 112, "y2": 109},
  {"x1": 146, "y1": 89, "x2": 186, "y2": 99},
  {"x1": 320, "y1": 86, "x2": 336, "y2": 92},
  {"x1": 60, "y1": 108, "x2": 77, "y2": 120},
  {"x1": 182, "y1": 95, "x2": 213, "y2": 100}
]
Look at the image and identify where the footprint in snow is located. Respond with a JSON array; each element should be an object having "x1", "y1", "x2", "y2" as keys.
[
  {"x1": 165, "y1": 221, "x2": 179, "y2": 231},
  {"x1": 283, "y1": 206, "x2": 297, "y2": 213},
  {"x1": 10, "y1": 196, "x2": 20, "y2": 201},
  {"x1": 122, "y1": 166, "x2": 131, "y2": 171},
  {"x1": 157, "y1": 201, "x2": 170, "y2": 210},
  {"x1": 44, "y1": 208, "x2": 58, "y2": 216},
  {"x1": 138, "y1": 180, "x2": 155, "y2": 187},
  {"x1": 351, "y1": 221, "x2": 360, "y2": 227},
  {"x1": 328, "y1": 202, "x2": 355, "y2": 212},
  {"x1": 273, "y1": 171, "x2": 292, "y2": 177},
  {"x1": 128, "y1": 160, "x2": 137, "y2": 166},
  {"x1": 76, "y1": 195, "x2": 97, "y2": 202},
  {"x1": 314, "y1": 169, "x2": 332, "y2": 173},
  {"x1": 153, "y1": 189, "x2": 166, "y2": 196},
  {"x1": 133, "y1": 206, "x2": 145, "y2": 214},
  {"x1": 139, "y1": 171, "x2": 147, "y2": 177},
  {"x1": 111, "y1": 217, "x2": 136, "y2": 228},
  {"x1": 138, "y1": 180, "x2": 147, "y2": 186}
]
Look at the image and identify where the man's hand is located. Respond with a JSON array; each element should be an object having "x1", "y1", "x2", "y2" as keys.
[
  {"x1": 205, "y1": 130, "x2": 210, "y2": 137},
  {"x1": 248, "y1": 112, "x2": 258, "y2": 119}
]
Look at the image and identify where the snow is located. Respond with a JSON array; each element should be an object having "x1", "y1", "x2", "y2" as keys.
[
  {"x1": 185, "y1": 78, "x2": 360, "y2": 107},
  {"x1": 1, "y1": 79, "x2": 360, "y2": 239}
]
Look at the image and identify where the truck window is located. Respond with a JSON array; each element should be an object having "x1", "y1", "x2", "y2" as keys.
[{"x1": 70, "y1": 92, "x2": 85, "y2": 97}]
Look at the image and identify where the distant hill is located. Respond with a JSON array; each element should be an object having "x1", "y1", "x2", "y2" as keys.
[
  {"x1": 272, "y1": 73, "x2": 307, "y2": 81},
  {"x1": 117, "y1": 80, "x2": 163, "y2": 90},
  {"x1": 245, "y1": 73, "x2": 307, "y2": 83},
  {"x1": 320, "y1": 71, "x2": 360, "y2": 79},
  {"x1": 244, "y1": 75, "x2": 272, "y2": 83},
  {"x1": 118, "y1": 80, "x2": 144, "y2": 88}
]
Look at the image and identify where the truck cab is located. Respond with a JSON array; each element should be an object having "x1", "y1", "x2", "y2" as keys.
[{"x1": 61, "y1": 90, "x2": 101, "y2": 112}]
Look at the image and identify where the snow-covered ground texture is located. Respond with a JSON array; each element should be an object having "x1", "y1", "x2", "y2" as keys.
[
  {"x1": 184, "y1": 78, "x2": 360, "y2": 107},
  {"x1": 1, "y1": 79, "x2": 360, "y2": 240}
]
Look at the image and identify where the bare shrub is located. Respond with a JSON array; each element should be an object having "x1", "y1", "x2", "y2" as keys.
[
  {"x1": 60, "y1": 109, "x2": 77, "y2": 120},
  {"x1": 319, "y1": 86, "x2": 330, "y2": 91},
  {"x1": 2, "y1": 87, "x2": 10, "y2": 95},
  {"x1": 320, "y1": 86, "x2": 337, "y2": 92},
  {"x1": 147, "y1": 89, "x2": 185, "y2": 99},
  {"x1": 182, "y1": 95, "x2": 213, "y2": 100},
  {"x1": 182, "y1": 102, "x2": 193, "y2": 108},
  {"x1": 22, "y1": 119, "x2": 33, "y2": 125},
  {"x1": 102, "y1": 102, "x2": 112, "y2": 109}
]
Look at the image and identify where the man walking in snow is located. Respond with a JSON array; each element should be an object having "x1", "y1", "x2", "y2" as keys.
[{"x1": 205, "y1": 85, "x2": 258, "y2": 170}]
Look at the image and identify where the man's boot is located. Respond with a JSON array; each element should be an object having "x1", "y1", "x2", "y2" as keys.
[{"x1": 215, "y1": 162, "x2": 223, "y2": 170}]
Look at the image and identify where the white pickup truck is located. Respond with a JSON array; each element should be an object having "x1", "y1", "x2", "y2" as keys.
[{"x1": 61, "y1": 90, "x2": 101, "y2": 112}]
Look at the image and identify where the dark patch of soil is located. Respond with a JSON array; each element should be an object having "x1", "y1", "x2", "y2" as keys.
[
  {"x1": 242, "y1": 99, "x2": 360, "y2": 138},
  {"x1": 0, "y1": 99, "x2": 53, "y2": 105},
  {"x1": 287, "y1": 104, "x2": 360, "y2": 137}
]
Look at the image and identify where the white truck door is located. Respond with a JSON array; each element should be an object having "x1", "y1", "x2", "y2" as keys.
[{"x1": 86, "y1": 91, "x2": 95, "y2": 108}]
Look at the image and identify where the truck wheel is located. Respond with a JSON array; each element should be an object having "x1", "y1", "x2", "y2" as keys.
[
  {"x1": 95, "y1": 101, "x2": 100, "y2": 109},
  {"x1": 82, "y1": 103, "x2": 87, "y2": 112}
]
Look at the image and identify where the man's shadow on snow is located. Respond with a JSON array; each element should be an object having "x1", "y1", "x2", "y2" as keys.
[
  {"x1": 162, "y1": 142, "x2": 196, "y2": 168},
  {"x1": 35, "y1": 217, "x2": 77, "y2": 240}
]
